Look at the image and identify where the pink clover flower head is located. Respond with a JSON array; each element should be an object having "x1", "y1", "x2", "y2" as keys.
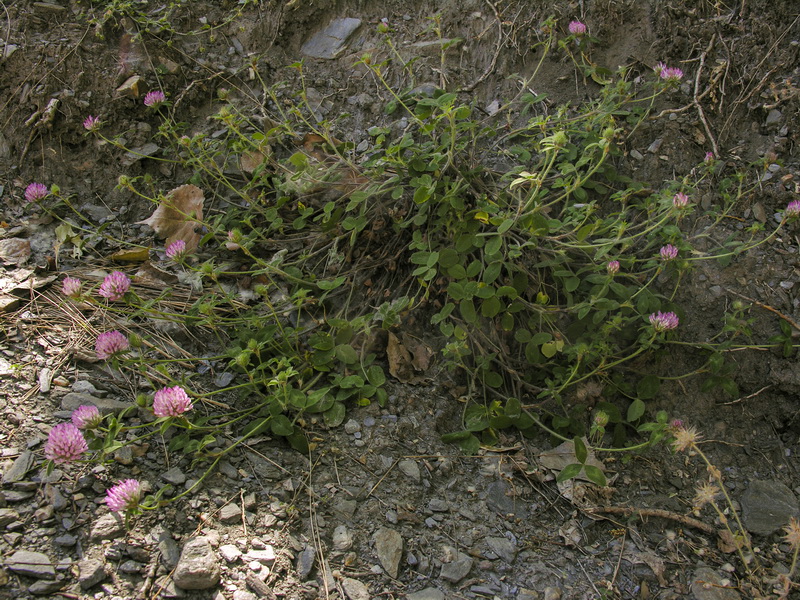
[
  {"x1": 98, "y1": 271, "x2": 131, "y2": 301},
  {"x1": 659, "y1": 65, "x2": 684, "y2": 82},
  {"x1": 649, "y1": 311, "x2": 679, "y2": 332},
  {"x1": 377, "y1": 18, "x2": 390, "y2": 33},
  {"x1": 704, "y1": 151, "x2": 715, "y2": 163},
  {"x1": 568, "y1": 20, "x2": 587, "y2": 35},
  {"x1": 669, "y1": 418, "x2": 685, "y2": 432},
  {"x1": 83, "y1": 115, "x2": 101, "y2": 132},
  {"x1": 72, "y1": 405, "x2": 102, "y2": 430},
  {"x1": 105, "y1": 479, "x2": 142, "y2": 512},
  {"x1": 672, "y1": 192, "x2": 689, "y2": 208},
  {"x1": 153, "y1": 385, "x2": 193, "y2": 417},
  {"x1": 785, "y1": 200, "x2": 800, "y2": 220},
  {"x1": 165, "y1": 239, "x2": 187, "y2": 261},
  {"x1": 143, "y1": 90, "x2": 166, "y2": 107},
  {"x1": 659, "y1": 244, "x2": 678, "y2": 260},
  {"x1": 95, "y1": 330, "x2": 130, "y2": 360},
  {"x1": 62, "y1": 276, "x2": 82, "y2": 298},
  {"x1": 606, "y1": 260, "x2": 620, "y2": 275},
  {"x1": 44, "y1": 423, "x2": 88, "y2": 464},
  {"x1": 24, "y1": 182, "x2": 49, "y2": 203}
]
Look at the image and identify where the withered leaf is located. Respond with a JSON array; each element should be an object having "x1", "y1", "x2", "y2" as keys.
[
  {"x1": 136, "y1": 184, "x2": 204, "y2": 251},
  {"x1": 387, "y1": 332, "x2": 427, "y2": 384}
]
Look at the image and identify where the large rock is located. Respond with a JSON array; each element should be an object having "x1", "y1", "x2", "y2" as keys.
[
  {"x1": 172, "y1": 537, "x2": 221, "y2": 590},
  {"x1": 60, "y1": 392, "x2": 132, "y2": 415},
  {"x1": 78, "y1": 558, "x2": 107, "y2": 590},
  {"x1": 6, "y1": 550, "x2": 55, "y2": 579},
  {"x1": 301, "y1": 18, "x2": 362, "y2": 59},
  {"x1": 373, "y1": 527, "x2": 402, "y2": 579},
  {"x1": 740, "y1": 479, "x2": 799, "y2": 535}
]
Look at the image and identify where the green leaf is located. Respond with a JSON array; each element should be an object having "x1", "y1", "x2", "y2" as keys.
[
  {"x1": 481, "y1": 296, "x2": 502, "y2": 318},
  {"x1": 497, "y1": 218, "x2": 515, "y2": 234},
  {"x1": 505, "y1": 397, "x2": 522, "y2": 419},
  {"x1": 627, "y1": 399, "x2": 646, "y2": 422},
  {"x1": 541, "y1": 341, "x2": 559, "y2": 358},
  {"x1": 324, "y1": 402, "x2": 346, "y2": 427},
  {"x1": 584, "y1": 465, "x2": 607, "y2": 487},
  {"x1": 286, "y1": 431, "x2": 310, "y2": 454},
  {"x1": 573, "y1": 436, "x2": 588, "y2": 464},
  {"x1": 317, "y1": 276, "x2": 346, "y2": 290},
  {"x1": 270, "y1": 415, "x2": 294, "y2": 436},
  {"x1": 335, "y1": 344, "x2": 359, "y2": 364},
  {"x1": 458, "y1": 434, "x2": 480, "y2": 454},
  {"x1": 242, "y1": 417, "x2": 270, "y2": 438},
  {"x1": 531, "y1": 332, "x2": 552, "y2": 345},
  {"x1": 366, "y1": 365, "x2": 386, "y2": 386},
  {"x1": 636, "y1": 375, "x2": 660, "y2": 400},
  {"x1": 460, "y1": 299, "x2": 477, "y2": 324},
  {"x1": 556, "y1": 463, "x2": 583, "y2": 483}
]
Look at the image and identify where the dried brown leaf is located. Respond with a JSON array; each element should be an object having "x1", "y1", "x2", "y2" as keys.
[
  {"x1": 387, "y1": 332, "x2": 426, "y2": 384},
  {"x1": 136, "y1": 184, "x2": 204, "y2": 251}
]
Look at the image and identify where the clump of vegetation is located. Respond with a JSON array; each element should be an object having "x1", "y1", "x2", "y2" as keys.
[{"x1": 26, "y1": 15, "x2": 797, "y2": 530}]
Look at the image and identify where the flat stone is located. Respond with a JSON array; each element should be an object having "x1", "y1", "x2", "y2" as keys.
[
  {"x1": 440, "y1": 551, "x2": 473, "y2": 582},
  {"x1": 741, "y1": 479, "x2": 799, "y2": 535},
  {"x1": 54, "y1": 534, "x2": 77, "y2": 547},
  {"x1": 244, "y1": 547, "x2": 275, "y2": 565},
  {"x1": 60, "y1": 392, "x2": 132, "y2": 415},
  {"x1": 301, "y1": 18, "x2": 362, "y2": 59},
  {"x1": 161, "y1": 467, "x2": 186, "y2": 486},
  {"x1": 0, "y1": 508, "x2": 20, "y2": 527},
  {"x1": 765, "y1": 109, "x2": 783, "y2": 127},
  {"x1": 219, "y1": 544, "x2": 242, "y2": 563},
  {"x1": 219, "y1": 503, "x2": 242, "y2": 523},
  {"x1": 2, "y1": 450, "x2": 34, "y2": 483},
  {"x1": 406, "y1": 588, "x2": 445, "y2": 600},
  {"x1": 691, "y1": 566, "x2": 740, "y2": 600},
  {"x1": 485, "y1": 480, "x2": 528, "y2": 518},
  {"x1": 172, "y1": 537, "x2": 221, "y2": 590},
  {"x1": 333, "y1": 499, "x2": 357, "y2": 520},
  {"x1": 7, "y1": 550, "x2": 55, "y2": 579},
  {"x1": 486, "y1": 536, "x2": 517, "y2": 563},
  {"x1": 341, "y1": 577, "x2": 370, "y2": 600},
  {"x1": 296, "y1": 544, "x2": 315, "y2": 579},
  {"x1": 28, "y1": 579, "x2": 64, "y2": 595},
  {"x1": 90, "y1": 513, "x2": 125, "y2": 541},
  {"x1": 78, "y1": 558, "x2": 107, "y2": 590},
  {"x1": 374, "y1": 527, "x2": 402, "y2": 579},
  {"x1": 233, "y1": 591, "x2": 256, "y2": 600},
  {"x1": 398, "y1": 459, "x2": 421, "y2": 483}
]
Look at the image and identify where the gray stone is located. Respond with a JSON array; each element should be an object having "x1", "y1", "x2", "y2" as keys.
[
  {"x1": 296, "y1": 544, "x2": 315, "y2": 579},
  {"x1": 114, "y1": 445, "x2": 134, "y2": 465},
  {"x1": 440, "y1": 552, "x2": 473, "y2": 582},
  {"x1": 406, "y1": 588, "x2": 445, "y2": 600},
  {"x1": 244, "y1": 548, "x2": 275, "y2": 565},
  {"x1": 233, "y1": 591, "x2": 257, "y2": 600},
  {"x1": 2, "y1": 450, "x2": 34, "y2": 483},
  {"x1": 219, "y1": 544, "x2": 242, "y2": 563},
  {"x1": 332, "y1": 525, "x2": 353, "y2": 551},
  {"x1": 341, "y1": 577, "x2": 370, "y2": 600},
  {"x1": 691, "y1": 566, "x2": 740, "y2": 600},
  {"x1": 219, "y1": 502, "x2": 242, "y2": 523},
  {"x1": 398, "y1": 459, "x2": 421, "y2": 483},
  {"x1": 44, "y1": 484, "x2": 67, "y2": 511},
  {"x1": 90, "y1": 513, "x2": 125, "y2": 541},
  {"x1": 60, "y1": 392, "x2": 131, "y2": 415},
  {"x1": 485, "y1": 480, "x2": 528, "y2": 518},
  {"x1": 301, "y1": 18, "x2": 362, "y2": 59},
  {"x1": 28, "y1": 579, "x2": 64, "y2": 595},
  {"x1": 78, "y1": 558, "x2": 107, "y2": 590},
  {"x1": 740, "y1": 479, "x2": 799, "y2": 535},
  {"x1": 158, "y1": 532, "x2": 181, "y2": 568},
  {"x1": 54, "y1": 534, "x2": 77, "y2": 546},
  {"x1": 544, "y1": 587, "x2": 562, "y2": 600},
  {"x1": 374, "y1": 527, "x2": 403, "y2": 579},
  {"x1": 120, "y1": 560, "x2": 142, "y2": 574},
  {"x1": 172, "y1": 537, "x2": 221, "y2": 590},
  {"x1": 427, "y1": 499, "x2": 448, "y2": 512},
  {"x1": 0, "y1": 508, "x2": 20, "y2": 527},
  {"x1": 161, "y1": 467, "x2": 187, "y2": 486},
  {"x1": 765, "y1": 109, "x2": 783, "y2": 127},
  {"x1": 344, "y1": 419, "x2": 361, "y2": 434},
  {"x1": 333, "y1": 499, "x2": 357, "y2": 520},
  {"x1": 486, "y1": 536, "x2": 517, "y2": 563},
  {"x1": 7, "y1": 550, "x2": 55, "y2": 579}
]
